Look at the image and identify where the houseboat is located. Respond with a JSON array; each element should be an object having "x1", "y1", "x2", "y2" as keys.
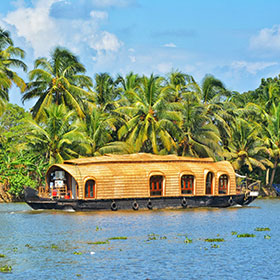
[{"x1": 24, "y1": 153, "x2": 259, "y2": 211}]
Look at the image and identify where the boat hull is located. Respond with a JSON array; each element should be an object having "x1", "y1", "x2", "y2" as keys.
[{"x1": 24, "y1": 187, "x2": 257, "y2": 211}]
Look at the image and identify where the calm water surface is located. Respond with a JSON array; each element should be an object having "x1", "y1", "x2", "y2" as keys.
[{"x1": 0, "y1": 199, "x2": 279, "y2": 280}]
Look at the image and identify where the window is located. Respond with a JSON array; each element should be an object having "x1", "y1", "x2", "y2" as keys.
[
  {"x1": 206, "y1": 172, "x2": 214, "y2": 195},
  {"x1": 181, "y1": 175, "x2": 194, "y2": 194},
  {"x1": 219, "y1": 175, "x2": 228, "y2": 194},
  {"x1": 150, "y1": 175, "x2": 164, "y2": 196},
  {"x1": 85, "y1": 180, "x2": 95, "y2": 198}
]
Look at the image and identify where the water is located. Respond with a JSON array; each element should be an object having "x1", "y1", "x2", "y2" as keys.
[{"x1": 0, "y1": 200, "x2": 279, "y2": 280}]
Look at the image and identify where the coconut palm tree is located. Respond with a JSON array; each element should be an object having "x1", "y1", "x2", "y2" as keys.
[
  {"x1": 93, "y1": 72, "x2": 119, "y2": 112},
  {"x1": 26, "y1": 104, "x2": 87, "y2": 164},
  {"x1": 224, "y1": 118, "x2": 271, "y2": 173},
  {"x1": 177, "y1": 91, "x2": 222, "y2": 158},
  {"x1": 261, "y1": 103, "x2": 280, "y2": 185},
  {"x1": 22, "y1": 47, "x2": 92, "y2": 120},
  {"x1": 0, "y1": 27, "x2": 27, "y2": 114},
  {"x1": 117, "y1": 74, "x2": 181, "y2": 154}
]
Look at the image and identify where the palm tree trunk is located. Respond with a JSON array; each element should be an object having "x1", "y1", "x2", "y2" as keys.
[
  {"x1": 269, "y1": 160, "x2": 278, "y2": 186},
  {"x1": 266, "y1": 168, "x2": 270, "y2": 185}
]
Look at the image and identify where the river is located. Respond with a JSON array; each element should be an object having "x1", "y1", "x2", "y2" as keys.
[{"x1": 0, "y1": 199, "x2": 279, "y2": 280}]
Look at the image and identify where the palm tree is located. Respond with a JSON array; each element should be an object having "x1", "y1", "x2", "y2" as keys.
[
  {"x1": 26, "y1": 104, "x2": 87, "y2": 164},
  {"x1": 177, "y1": 91, "x2": 222, "y2": 158},
  {"x1": 81, "y1": 105, "x2": 120, "y2": 156},
  {"x1": 117, "y1": 74, "x2": 181, "y2": 154},
  {"x1": 0, "y1": 27, "x2": 27, "y2": 114},
  {"x1": 261, "y1": 103, "x2": 280, "y2": 185},
  {"x1": 224, "y1": 118, "x2": 270, "y2": 173},
  {"x1": 22, "y1": 47, "x2": 92, "y2": 120},
  {"x1": 93, "y1": 72, "x2": 119, "y2": 112},
  {"x1": 115, "y1": 72, "x2": 141, "y2": 105}
]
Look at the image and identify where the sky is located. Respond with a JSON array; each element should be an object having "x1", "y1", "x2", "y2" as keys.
[{"x1": 1, "y1": 0, "x2": 280, "y2": 109}]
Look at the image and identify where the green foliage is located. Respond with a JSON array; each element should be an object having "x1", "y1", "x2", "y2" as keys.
[
  {"x1": 236, "y1": 233, "x2": 256, "y2": 238},
  {"x1": 7, "y1": 173, "x2": 36, "y2": 197},
  {"x1": 255, "y1": 227, "x2": 270, "y2": 231},
  {"x1": 204, "y1": 238, "x2": 225, "y2": 242},
  {"x1": 0, "y1": 265, "x2": 12, "y2": 273}
]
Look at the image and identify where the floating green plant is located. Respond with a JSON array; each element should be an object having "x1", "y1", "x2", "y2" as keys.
[
  {"x1": 255, "y1": 227, "x2": 271, "y2": 232},
  {"x1": 204, "y1": 238, "x2": 225, "y2": 242},
  {"x1": 211, "y1": 244, "x2": 220, "y2": 248},
  {"x1": 0, "y1": 254, "x2": 5, "y2": 258},
  {"x1": 184, "y1": 237, "x2": 193, "y2": 244},
  {"x1": 0, "y1": 265, "x2": 12, "y2": 273},
  {"x1": 76, "y1": 274, "x2": 82, "y2": 277},
  {"x1": 25, "y1": 244, "x2": 32, "y2": 248},
  {"x1": 231, "y1": 231, "x2": 237, "y2": 235},
  {"x1": 95, "y1": 226, "x2": 102, "y2": 231},
  {"x1": 51, "y1": 244, "x2": 58, "y2": 249},
  {"x1": 236, "y1": 234, "x2": 255, "y2": 238},
  {"x1": 12, "y1": 247, "x2": 18, "y2": 252},
  {"x1": 73, "y1": 251, "x2": 82, "y2": 255},
  {"x1": 264, "y1": 235, "x2": 271, "y2": 239},
  {"x1": 147, "y1": 233, "x2": 167, "y2": 241},
  {"x1": 107, "y1": 237, "x2": 128, "y2": 240},
  {"x1": 87, "y1": 241, "x2": 109, "y2": 245}
]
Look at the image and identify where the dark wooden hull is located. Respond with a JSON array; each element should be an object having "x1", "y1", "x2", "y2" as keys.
[{"x1": 24, "y1": 187, "x2": 257, "y2": 211}]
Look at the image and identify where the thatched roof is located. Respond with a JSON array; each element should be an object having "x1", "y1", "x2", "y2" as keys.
[{"x1": 63, "y1": 153, "x2": 214, "y2": 165}]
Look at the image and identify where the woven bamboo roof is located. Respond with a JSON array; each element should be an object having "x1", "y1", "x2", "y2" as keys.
[{"x1": 63, "y1": 153, "x2": 214, "y2": 165}]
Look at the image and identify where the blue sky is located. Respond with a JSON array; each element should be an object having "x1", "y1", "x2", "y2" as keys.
[{"x1": 1, "y1": 0, "x2": 280, "y2": 109}]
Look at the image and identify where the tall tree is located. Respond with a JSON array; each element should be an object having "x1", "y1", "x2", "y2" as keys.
[
  {"x1": 224, "y1": 118, "x2": 271, "y2": 174},
  {"x1": 117, "y1": 74, "x2": 180, "y2": 154},
  {"x1": 22, "y1": 47, "x2": 92, "y2": 120},
  {"x1": 0, "y1": 27, "x2": 26, "y2": 114},
  {"x1": 25, "y1": 104, "x2": 87, "y2": 164}
]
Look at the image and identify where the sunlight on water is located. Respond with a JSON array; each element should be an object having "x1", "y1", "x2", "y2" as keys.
[{"x1": 0, "y1": 199, "x2": 279, "y2": 279}]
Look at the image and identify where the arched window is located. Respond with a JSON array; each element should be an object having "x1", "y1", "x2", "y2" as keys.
[
  {"x1": 181, "y1": 175, "x2": 194, "y2": 194},
  {"x1": 206, "y1": 172, "x2": 214, "y2": 195},
  {"x1": 219, "y1": 175, "x2": 228, "y2": 194},
  {"x1": 150, "y1": 175, "x2": 164, "y2": 196},
  {"x1": 85, "y1": 180, "x2": 95, "y2": 198}
]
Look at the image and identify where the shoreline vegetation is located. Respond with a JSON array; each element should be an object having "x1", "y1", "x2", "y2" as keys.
[{"x1": 1, "y1": 27, "x2": 280, "y2": 202}]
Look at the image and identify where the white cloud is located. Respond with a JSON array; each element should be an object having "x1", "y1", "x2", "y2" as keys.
[
  {"x1": 231, "y1": 60, "x2": 277, "y2": 74},
  {"x1": 163, "y1": 43, "x2": 176, "y2": 48},
  {"x1": 4, "y1": 0, "x2": 61, "y2": 57},
  {"x1": 3, "y1": 0, "x2": 123, "y2": 60},
  {"x1": 250, "y1": 25, "x2": 280, "y2": 51},
  {"x1": 89, "y1": 31, "x2": 123, "y2": 52},
  {"x1": 90, "y1": 10, "x2": 108, "y2": 20}
]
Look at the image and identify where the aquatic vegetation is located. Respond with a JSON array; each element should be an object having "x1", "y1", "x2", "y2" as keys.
[
  {"x1": 107, "y1": 237, "x2": 128, "y2": 240},
  {"x1": 236, "y1": 234, "x2": 255, "y2": 238},
  {"x1": 264, "y1": 235, "x2": 271, "y2": 239},
  {"x1": 0, "y1": 254, "x2": 5, "y2": 258},
  {"x1": 87, "y1": 241, "x2": 109, "y2": 245},
  {"x1": 73, "y1": 251, "x2": 82, "y2": 255},
  {"x1": 204, "y1": 238, "x2": 225, "y2": 242},
  {"x1": 95, "y1": 226, "x2": 102, "y2": 231},
  {"x1": 76, "y1": 274, "x2": 82, "y2": 277},
  {"x1": 255, "y1": 227, "x2": 271, "y2": 232},
  {"x1": 25, "y1": 244, "x2": 32, "y2": 248},
  {"x1": 147, "y1": 233, "x2": 167, "y2": 241},
  {"x1": 211, "y1": 244, "x2": 220, "y2": 248},
  {"x1": 0, "y1": 265, "x2": 12, "y2": 273},
  {"x1": 231, "y1": 231, "x2": 237, "y2": 235},
  {"x1": 51, "y1": 244, "x2": 58, "y2": 249},
  {"x1": 184, "y1": 237, "x2": 193, "y2": 244}
]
